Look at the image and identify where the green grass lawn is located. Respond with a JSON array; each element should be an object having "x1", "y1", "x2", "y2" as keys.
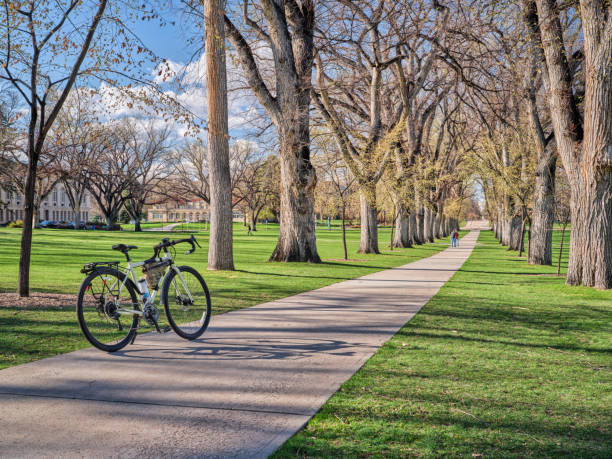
[
  {"x1": 273, "y1": 230, "x2": 612, "y2": 458},
  {"x1": 119, "y1": 222, "x2": 169, "y2": 230},
  {"x1": 0, "y1": 224, "x2": 460, "y2": 369}
]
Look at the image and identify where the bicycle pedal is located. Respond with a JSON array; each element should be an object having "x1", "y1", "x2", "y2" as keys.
[{"x1": 162, "y1": 326, "x2": 172, "y2": 333}]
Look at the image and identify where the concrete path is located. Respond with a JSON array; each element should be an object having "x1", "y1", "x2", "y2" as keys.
[
  {"x1": 462, "y1": 219, "x2": 490, "y2": 230},
  {"x1": 144, "y1": 222, "x2": 184, "y2": 232},
  {"x1": 0, "y1": 231, "x2": 480, "y2": 458}
]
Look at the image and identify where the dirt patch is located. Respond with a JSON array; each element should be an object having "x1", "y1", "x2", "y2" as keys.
[
  {"x1": 325, "y1": 258, "x2": 369, "y2": 262},
  {"x1": 0, "y1": 292, "x2": 79, "y2": 309}
]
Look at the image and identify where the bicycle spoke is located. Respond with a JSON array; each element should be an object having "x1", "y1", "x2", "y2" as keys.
[
  {"x1": 77, "y1": 269, "x2": 139, "y2": 352},
  {"x1": 163, "y1": 267, "x2": 210, "y2": 339}
]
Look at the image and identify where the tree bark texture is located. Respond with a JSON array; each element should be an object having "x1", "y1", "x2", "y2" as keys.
[
  {"x1": 206, "y1": 0, "x2": 234, "y2": 270},
  {"x1": 268, "y1": 125, "x2": 320, "y2": 262},
  {"x1": 416, "y1": 207, "x2": 425, "y2": 244},
  {"x1": 434, "y1": 214, "x2": 442, "y2": 239},
  {"x1": 358, "y1": 188, "x2": 379, "y2": 254},
  {"x1": 409, "y1": 212, "x2": 419, "y2": 245},
  {"x1": 393, "y1": 204, "x2": 412, "y2": 248},
  {"x1": 18, "y1": 160, "x2": 38, "y2": 296},
  {"x1": 427, "y1": 208, "x2": 436, "y2": 242},
  {"x1": 529, "y1": 151, "x2": 556, "y2": 264},
  {"x1": 508, "y1": 216, "x2": 522, "y2": 251}
]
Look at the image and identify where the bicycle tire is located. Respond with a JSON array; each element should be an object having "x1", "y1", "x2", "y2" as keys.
[
  {"x1": 162, "y1": 265, "x2": 211, "y2": 340},
  {"x1": 76, "y1": 267, "x2": 139, "y2": 352}
]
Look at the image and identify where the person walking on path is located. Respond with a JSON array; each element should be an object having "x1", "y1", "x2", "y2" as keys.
[{"x1": 451, "y1": 229, "x2": 459, "y2": 247}]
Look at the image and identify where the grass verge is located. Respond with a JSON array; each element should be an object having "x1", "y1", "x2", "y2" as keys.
[{"x1": 273, "y1": 230, "x2": 612, "y2": 458}]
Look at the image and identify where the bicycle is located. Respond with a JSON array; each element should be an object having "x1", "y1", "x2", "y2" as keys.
[{"x1": 76, "y1": 234, "x2": 211, "y2": 352}]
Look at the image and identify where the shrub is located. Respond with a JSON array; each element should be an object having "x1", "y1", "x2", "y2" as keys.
[{"x1": 7, "y1": 220, "x2": 24, "y2": 228}]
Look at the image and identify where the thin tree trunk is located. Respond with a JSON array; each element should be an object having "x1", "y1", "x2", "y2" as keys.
[
  {"x1": 557, "y1": 221, "x2": 568, "y2": 276},
  {"x1": 18, "y1": 161, "x2": 37, "y2": 296},
  {"x1": 518, "y1": 213, "x2": 527, "y2": 257},
  {"x1": 341, "y1": 202, "x2": 347, "y2": 260},
  {"x1": 206, "y1": 0, "x2": 234, "y2": 270},
  {"x1": 389, "y1": 209, "x2": 395, "y2": 251}
]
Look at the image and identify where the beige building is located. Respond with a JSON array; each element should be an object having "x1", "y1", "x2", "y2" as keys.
[
  {"x1": 0, "y1": 183, "x2": 94, "y2": 224},
  {"x1": 148, "y1": 198, "x2": 209, "y2": 223},
  {"x1": 147, "y1": 198, "x2": 244, "y2": 223}
]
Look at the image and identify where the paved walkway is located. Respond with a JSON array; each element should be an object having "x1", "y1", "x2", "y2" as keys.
[
  {"x1": 144, "y1": 222, "x2": 184, "y2": 232},
  {"x1": 0, "y1": 231, "x2": 480, "y2": 458},
  {"x1": 462, "y1": 219, "x2": 490, "y2": 230}
]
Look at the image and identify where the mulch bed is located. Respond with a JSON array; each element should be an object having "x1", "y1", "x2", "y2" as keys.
[{"x1": 0, "y1": 292, "x2": 79, "y2": 309}]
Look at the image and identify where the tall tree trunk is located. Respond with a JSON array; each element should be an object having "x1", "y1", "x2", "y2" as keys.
[
  {"x1": 529, "y1": 152, "x2": 556, "y2": 264},
  {"x1": 134, "y1": 218, "x2": 142, "y2": 232},
  {"x1": 206, "y1": 0, "x2": 234, "y2": 270},
  {"x1": 358, "y1": 186, "x2": 379, "y2": 254},
  {"x1": 392, "y1": 203, "x2": 411, "y2": 248},
  {"x1": 535, "y1": 0, "x2": 612, "y2": 288}
]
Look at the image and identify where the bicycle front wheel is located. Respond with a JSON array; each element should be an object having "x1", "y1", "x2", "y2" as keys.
[
  {"x1": 76, "y1": 267, "x2": 139, "y2": 352},
  {"x1": 162, "y1": 265, "x2": 211, "y2": 340}
]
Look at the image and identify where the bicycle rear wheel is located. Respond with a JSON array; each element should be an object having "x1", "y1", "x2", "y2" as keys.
[
  {"x1": 76, "y1": 267, "x2": 139, "y2": 352},
  {"x1": 162, "y1": 265, "x2": 211, "y2": 340}
]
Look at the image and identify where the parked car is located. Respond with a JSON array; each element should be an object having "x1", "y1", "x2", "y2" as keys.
[
  {"x1": 39, "y1": 220, "x2": 59, "y2": 228},
  {"x1": 68, "y1": 220, "x2": 87, "y2": 229}
]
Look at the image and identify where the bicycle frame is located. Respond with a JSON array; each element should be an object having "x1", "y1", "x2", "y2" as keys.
[{"x1": 102, "y1": 253, "x2": 194, "y2": 318}]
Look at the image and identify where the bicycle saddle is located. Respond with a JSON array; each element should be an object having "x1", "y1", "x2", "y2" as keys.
[{"x1": 112, "y1": 244, "x2": 138, "y2": 252}]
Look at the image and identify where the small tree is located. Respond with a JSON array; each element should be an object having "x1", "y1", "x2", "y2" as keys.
[
  {"x1": 233, "y1": 145, "x2": 279, "y2": 232},
  {"x1": 85, "y1": 123, "x2": 134, "y2": 226},
  {"x1": 0, "y1": 1, "x2": 109, "y2": 296},
  {"x1": 123, "y1": 121, "x2": 172, "y2": 231},
  {"x1": 313, "y1": 135, "x2": 355, "y2": 260}
]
